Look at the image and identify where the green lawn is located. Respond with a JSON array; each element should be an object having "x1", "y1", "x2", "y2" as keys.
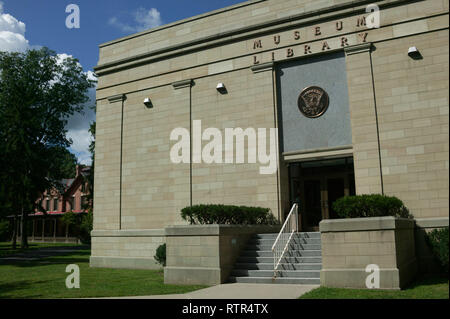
[
  {"x1": 0, "y1": 247, "x2": 207, "y2": 299},
  {"x1": 300, "y1": 275, "x2": 449, "y2": 299}
]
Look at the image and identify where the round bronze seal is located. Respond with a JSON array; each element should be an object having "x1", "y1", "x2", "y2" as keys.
[{"x1": 297, "y1": 86, "x2": 329, "y2": 118}]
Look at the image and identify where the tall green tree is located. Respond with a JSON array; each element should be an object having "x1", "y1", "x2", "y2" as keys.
[
  {"x1": 0, "y1": 47, "x2": 95, "y2": 248},
  {"x1": 49, "y1": 146, "x2": 78, "y2": 180},
  {"x1": 86, "y1": 113, "x2": 96, "y2": 210}
]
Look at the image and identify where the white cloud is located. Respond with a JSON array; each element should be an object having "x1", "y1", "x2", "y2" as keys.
[
  {"x1": 67, "y1": 129, "x2": 94, "y2": 166},
  {"x1": 56, "y1": 53, "x2": 97, "y2": 166},
  {"x1": 0, "y1": 4, "x2": 96, "y2": 166},
  {"x1": 66, "y1": 87, "x2": 96, "y2": 166},
  {"x1": 0, "y1": 1, "x2": 29, "y2": 52},
  {"x1": 109, "y1": 7, "x2": 162, "y2": 33}
]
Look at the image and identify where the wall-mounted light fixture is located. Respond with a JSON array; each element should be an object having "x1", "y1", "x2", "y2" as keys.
[
  {"x1": 408, "y1": 46, "x2": 422, "y2": 60},
  {"x1": 216, "y1": 83, "x2": 227, "y2": 94},
  {"x1": 143, "y1": 97, "x2": 153, "y2": 108}
]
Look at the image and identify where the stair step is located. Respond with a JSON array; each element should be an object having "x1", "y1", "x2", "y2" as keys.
[
  {"x1": 234, "y1": 263, "x2": 322, "y2": 271},
  {"x1": 252, "y1": 232, "x2": 320, "y2": 239},
  {"x1": 231, "y1": 269, "x2": 320, "y2": 278},
  {"x1": 228, "y1": 231, "x2": 323, "y2": 284},
  {"x1": 228, "y1": 276, "x2": 320, "y2": 285},
  {"x1": 237, "y1": 256, "x2": 322, "y2": 264},
  {"x1": 240, "y1": 250, "x2": 321, "y2": 257},
  {"x1": 245, "y1": 244, "x2": 321, "y2": 251},
  {"x1": 247, "y1": 238, "x2": 321, "y2": 245}
]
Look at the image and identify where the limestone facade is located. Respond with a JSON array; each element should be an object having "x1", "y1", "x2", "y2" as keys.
[{"x1": 91, "y1": 0, "x2": 449, "y2": 269}]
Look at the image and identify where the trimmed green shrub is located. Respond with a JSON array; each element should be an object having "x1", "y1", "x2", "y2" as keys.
[
  {"x1": 154, "y1": 243, "x2": 166, "y2": 267},
  {"x1": 332, "y1": 194, "x2": 412, "y2": 219},
  {"x1": 181, "y1": 204, "x2": 278, "y2": 225},
  {"x1": 427, "y1": 227, "x2": 449, "y2": 272}
]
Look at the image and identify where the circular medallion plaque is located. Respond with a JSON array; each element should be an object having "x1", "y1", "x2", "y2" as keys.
[{"x1": 297, "y1": 86, "x2": 329, "y2": 118}]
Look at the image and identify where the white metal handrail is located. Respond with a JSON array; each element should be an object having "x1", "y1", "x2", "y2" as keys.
[{"x1": 271, "y1": 203, "x2": 299, "y2": 278}]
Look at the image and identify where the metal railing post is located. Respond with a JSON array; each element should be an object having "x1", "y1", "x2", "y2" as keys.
[{"x1": 271, "y1": 203, "x2": 298, "y2": 278}]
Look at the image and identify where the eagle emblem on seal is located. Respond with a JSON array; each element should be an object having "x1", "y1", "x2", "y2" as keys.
[{"x1": 297, "y1": 86, "x2": 329, "y2": 118}]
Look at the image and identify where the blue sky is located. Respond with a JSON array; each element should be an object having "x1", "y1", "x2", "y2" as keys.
[{"x1": 0, "y1": 0, "x2": 247, "y2": 166}]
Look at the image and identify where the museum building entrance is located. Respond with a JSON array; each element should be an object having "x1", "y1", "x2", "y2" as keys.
[{"x1": 289, "y1": 157, "x2": 355, "y2": 231}]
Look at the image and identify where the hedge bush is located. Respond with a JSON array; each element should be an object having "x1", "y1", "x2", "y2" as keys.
[
  {"x1": 426, "y1": 227, "x2": 449, "y2": 272},
  {"x1": 154, "y1": 243, "x2": 166, "y2": 267},
  {"x1": 332, "y1": 194, "x2": 412, "y2": 219},
  {"x1": 181, "y1": 204, "x2": 278, "y2": 225}
]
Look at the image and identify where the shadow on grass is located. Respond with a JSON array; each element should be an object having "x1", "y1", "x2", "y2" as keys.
[
  {"x1": 0, "y1": 280, "x2": 50, "y2": 299},
  {"x1": 0, "y1": 249, "x2": 91, "y2": 267},
  {"x1": 405, "y1": 273, "x2": 449, "y2": 289}
]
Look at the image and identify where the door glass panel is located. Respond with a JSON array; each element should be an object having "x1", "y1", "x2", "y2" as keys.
[
  {"x1": 327, "y1": 178, "x2": 345, "y2": 219},
  {"x1": 304, "y1": 180, "x2": 322, "y2": 228},
  {"x1": 349, "y1": 174, "x2": 356, "y2": 196}
]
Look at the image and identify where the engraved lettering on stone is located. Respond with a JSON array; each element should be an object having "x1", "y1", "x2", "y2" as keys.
[
  {"x1": 315, "y1": 26, "x2": 321, "y2": 36},
  {"x1": 336, "y1": 21, "x2": 343, "y2": 31},
  {"x1": 322, "y1": 41, "x2": 331, "y2": 51},
  {"x1": 274, "y1": 35, "x2": 281, "y2": 45},
  {"x1": 356, "y1": 16, "x2": 367, "y2": 27},
  {"x1": 341, "y1": 37, "x2": 349, "y2": 47},
  {"x1": 287, "y1": 48, "x2": 294, "y2": 57},
  {"x1": 254, "y1": 40, "x2": 263, "y2": 49},
  {"x1": 359, "y1": 32, "x2": 368, "y2": 43},
  {"x1": 304, "y1": 45, "x2": 312, "y2": 54},
  {"x1": 294, "y1": 31, "x2": 301, "y2": 40}
]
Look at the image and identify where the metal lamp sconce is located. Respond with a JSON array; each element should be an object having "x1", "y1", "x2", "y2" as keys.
[
  {"x1": 143, "y1": 97, "x2": 153, "y2": 108},
  {"x1": 216, "y1": 83, "x2": 228, "y2": 94},
  {"x1": 408, "y1": 46, "x2": 422, "y2": 60}
]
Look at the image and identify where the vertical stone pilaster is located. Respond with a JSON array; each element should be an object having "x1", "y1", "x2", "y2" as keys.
[
  {"x1": 345, "y1": 43, "x2": 383, "y2": 195},
  {"x1": 172, "y1": 79, "x2": 194, "y2": 209},
  {"x1": 252, "y1": 62, "x2": 285, "y2": 221},
  {"x1": 93, "y1": 94, "x2": 126, "y2": 231}
]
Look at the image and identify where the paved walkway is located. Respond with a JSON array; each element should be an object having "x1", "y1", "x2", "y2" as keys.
[{"x1": 106, "y1": 283, "x2": 319, "y2": 299}]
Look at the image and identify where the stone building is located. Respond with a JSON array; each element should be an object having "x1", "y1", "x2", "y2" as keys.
[{"x1": 91, "y1": 0, "x2": 449, "y2": 278}]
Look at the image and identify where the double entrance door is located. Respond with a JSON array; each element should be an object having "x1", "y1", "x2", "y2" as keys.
[{"x1": 289, "y1": 158, "x2": 355, "y2": 231}]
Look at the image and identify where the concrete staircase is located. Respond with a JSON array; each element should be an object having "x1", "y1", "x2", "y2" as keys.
[{"x1": 228, "y1": 232, "x2": 322, "y2": 284}]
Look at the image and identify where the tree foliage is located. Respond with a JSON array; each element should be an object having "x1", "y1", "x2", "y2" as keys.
[
  {"x1": 61, "y1": 210, "x2": 93, "y2": 245},
  {"x1": 427, "y1": 227, "x2": 449, "y2": 272},
  {"x1": 85, "y1": 117, "x2": 95, "y2": 208},
  {"x1": 0, "y1": 47, "x2": 95, "y2": 248}
]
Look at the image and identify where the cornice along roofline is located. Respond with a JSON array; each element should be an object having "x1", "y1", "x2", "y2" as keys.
[
  {"x1": 99, "y1": 0, "x2": 267, "y2": 48},
  {"x1": 95, "y1": 0, "x2": 413, "y2": 75}
]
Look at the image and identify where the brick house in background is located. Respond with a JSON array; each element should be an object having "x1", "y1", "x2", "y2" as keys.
[{"x1": 15, "y1": 165, "x2": 92, "y2": 243}]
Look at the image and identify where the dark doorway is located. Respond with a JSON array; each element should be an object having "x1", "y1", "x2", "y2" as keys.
[{"x1": 289, "y1": 157, "x2": 355, "y2": 231}]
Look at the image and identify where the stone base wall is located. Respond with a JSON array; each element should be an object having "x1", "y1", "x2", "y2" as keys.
[
  {"x1": 414, "y1": 218, "x2": 449, "y2": 274},
  {"x1": 89, "y1": 229, "x2": 165, "y2": 270},
  {"x1": 320, "y1": 217, "x2": 418, "y2": 289},
  {"x1": 25, "y1": 237, "x2": 80, "y2": 244},
  {"x1": 164, "y1": 225, "x2": 280, "y2": 285}
]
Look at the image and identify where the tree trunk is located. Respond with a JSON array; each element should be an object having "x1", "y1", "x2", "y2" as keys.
[
  {"x1": 11, "y1": 215, "x2": 17, "y2": 250},
  {"x1": 20, "y1": 206, "x2": 28, "y2": 249}
]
